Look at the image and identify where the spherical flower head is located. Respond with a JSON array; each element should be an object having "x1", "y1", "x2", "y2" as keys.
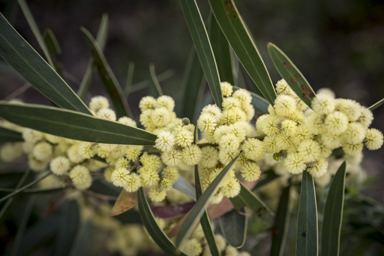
[
  {"x1": 289, "y1": 110, "x2": 306, "y2": 125},
  {"x1": 241, "y1": 138, "x2": 265, "y2": 161},
  {"x1": 45, "y1": 134, "x2": 62, "y2": 144},
  {"x1": 308, "y1": 160, "x2": 328, "y2": 178},
  {"x1": 262, "y1": 115, "x2": 280, "y2": 137},
  {"x1": 139, "y1": 96, "x2": 157, "y2": 111},
  {"x1": 198, "y1": 113, "x2": 217, "y2": 132},
  {"x1": 140, "y1": 110, "x2": 155, "y2": 129},
  {"x1": 357, "y1": 107, "x2": 373, "y2": 128},
  {"x1": 182, "y1": 145, "x2": 202, "y2": 166},
  {"x1": 285, "y1": 153, "x2": 306, "y2": 174},
  {"x1": 182, "y1": 238, "x2": 203, "y2": 256},
  {"x1": 255, "y1": 115, "x2": 268, "y2": 134},
  {"x1": 220, "y1": 134, "x2": 240, "y2": 152},
  {"x1": 220, "y1": 179, "x2": 240, "y2": 198},
  {"x1": 50, "y1": 156, "x2": 71, "y2": 175},
  {"x1": 365, "y1": 128, "x2": 383, "y2": 150},
  {"x1": 342, "y1": 123, "x2": 365, "y2": 144},
  {"x1": 324, "y1": 111, "x2": 348, "y2": 135},
  {"x1": 174, "y1": 127, "x2": 194, "y2": 148},
  {"x1": 33, "y1": 142, "x2": 53, "y2": 161},
  {"x1": 96, "y1": 108, "x2": 116, "y2": 121},
  {"x1": 320, "y1": 133, "x2": 342, "y2": 149},
  {"x1": 241, "y1": 162, "x2": 261, "y2": 181},
  {"x1": 125, "y1": 145, "x2": 143, "y2": 161},
  {"x1": 279, "y1": 119, "x2": 297, "y2": 136},
  {"x1": 22, "y1": 128, "x2": 43, "y2": 144},
  {"x1": 118, "y1": 116, "x2": 137, "y2": 127},
  {"x1": 317, "y1": 88, "x2": 335, "y2": 98},
  {"x1": 263, "y1": 136, "x2": 279, "y2": 154},
  {"x1": 28, "y1": 154, "x2": 49, "y2": 172},
  {"x1": 242, "y1": 103, "x2": 255, "y2": 121},
  {"x1": 69, "y1": 165, "x2": 92, "y2": 190},
  {"x1": 200, "y1": 146, "x2": 219, "y2": 168},
  {"x1": 298, "y1": 140, "x2": 321, "y2": 162},
  {"x1": 0, "y1": 143, "x2": 22, "y2": 162},
  {"x1": 161, "y1": 149, "x2": 182, "y2": 166},
  {"x1": 312, "y1": 94, "x2": 335, "y2": 115},
  {"x1": 220, "y1": 81, "x2": 233, "y2": 97},
  {"x1": 140, "y1": 168, "x2": 160, "y2": 187},
  {"x1": 305, "y1": 112, "x2": 326, "y2": 135},
  {"x1": 89, "y1": 96, "x2": 109, "y2": 112},
  {"x1": 124, "y1": 173, "x2": 141, "y2": 192},
  {"x1": 162, "y1": 166, "x2": 179, "y2": 183},
  {"x1": 151, "y1": 107, "x2": 171, "y2": 127},
  {"x1": 223, "y1": 97, "x2": 241, "y2": 110},
  {"x1": 219, "y1": 149, "x2": 240, "y2": 165},
  {"x1": 115, "y1": 157, "x2": 129, "y2": 169},
  {"x1": 274, "y1": 95, "x2": 297, "y2": 117},
  {"x1": 233, "y1": 88, "x2": 252, "y2": 105},
  {"x1": 156, "y1": 95, "x2": 175, "y2": 111},
  {"x1": 111, "y1": 168, "x2": 130, "y2": 187},
  {"x1": 78, "y1": 142, "x2": 95, "y2": 159},
  {"x1": 148, "y1": 186, "x2": 167, "y2": 202},
  {"x1": 225, "y1": 245, "x2": 239, "y2": 256},
  {"x1": 68, "y1": 143, "x2": 86, "y2": 163},
  {"x1": 140, "y1": 153, "x2": 162, "y2": 171},
  {"x1": 214, "y1": 125, "x2": 230, "y2": 144},
  {"x1": 229, "y1": 122, "x2": 247, "y2": 142},
  {"x1": 155, "y1": 131, "x2": 175, "y2": 152},
  {"x1": 220, "y1": 109, "x2": 237, "y2": 125},
  {"x1": 338, "y1": 99, "x2": 362, "y2": 121},
  {"x1": 276, "y1": 134, "x2": 293, "y2": 151},
  {"x1": 232, "y1": 107, "x2": 247, "y2": 122},
  {"x1": 342, "y1": 143, "x2": 363, "y2": 156},
  {"x1": 275, "y1": 79, "x2": 290, "y2": 94},
  {"x1": 201, "y1": 104, "x2": 222, "y2": 122}
]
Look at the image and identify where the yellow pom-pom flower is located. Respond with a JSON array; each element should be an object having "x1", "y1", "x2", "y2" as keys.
[
  {"x1": 151, "y1": 108, "x2": 171, "y2": 127},
  {"x1": 241, "y1": 162, "x2": 261, "y2": 181},
  {"x1": 312, "y1": 94, "x2": 335, "y2": 115},
  {"x1": 201, "y1": 104, "x2": 222, "y2": 121},
  {"x1": 365, "y1": 128, "x2": 383, "y2": 150},
  {"x1": 308, "y1": 160, "x2": 328, "y2": 178},
  {"x1": 305, "y1": 112, "x2": 326, "y2": 135},
  {"x1": 69, "y1": 165, "x2": 92, "y2": 190},
  {"x1": 96, "y1": 108, "x2": 116, "y2": 121},
  {"x1": 139, "y1": 96, "x2": 157, "y2": 111},
  {"x1": 182, "y1": 238, "x2": 203, "y2": 256},
  {"x1": 223, "y1": 97, "x2": 241, "y2": 110},
  {"x1": 174, "y1": 128, "x2": 194, "y2": 148},
  {"x1": 162, "y1": 166, "x2": 179, "y2": 183},
  {"x1": 156, "y1": 95, "x2": 175, "y2": 111},
  {"x1": 338, "y1": 99, "x2": 362, "y2": 121},
  {"x1": 220, "y1": 81, "x2": 233, "y2": 97},
  {"x1": 111, "y1": 168, "x2": 130, "y2": 187},
  {"x1": 298, "y1": 140, "x2": 321, "y2": 162},
  {"x1": 161, "y1": 149, "x2": 182, "y2": 166},
  {"x1": 219, "y1": 149, "x2": 240, "y2": 165},
  {"x1": 89, "y1": 96, "x2": 109, "y2": 112},
  {"x1": 342, "y1": 143, "x2": 363, "y2": 156},
  {"x1": 274, "y1": 95, "x2": 297, "y2": 117},
  {"x1": 342, "y1": 123, "x2": 366, "y2": 144},
  {"x1": 118, "y1": 116, "x2": 137, "y2": 127},
  {"x1": 198, "y1": 113, "x2": 217, "y2": 132},
  {"x1": 33, "y1": 142, "x2": 52, "y2": 161},
  {"x1": 324, "y1": 111, "x2": 348, "y2": 135},
  {"x1": 182, "y1": 145, "x2": 202, "y2": 166},
  {"x1": 155, "y1": 131, "x2": 175, "y2": 152},
  {"x1": 78, "y1": 142, "x2": 95, "y2": 159},
  {"x1": 220, "y1": 178, "x2": 241, "y2": 198},
  {"x1": 148, "y1": 186, "x2": 167, "y2": 202},
  {"x1": 285, "y1": 153, "x2": 306, "y2": 174},
  {"x1": 220, "y1": 134, "x2": 240, "y2": 152},
  {"x1": 125, "y1": 145, "x2": 142, "y2": 161},
  {"x1": 22, "y1": 128, "x2": 43, "y2": 144},
  {"x1": 200, "y1": 146, "x2": 219, "y2": 168},
  {"x1": 281, "y1": 119, "x2": 297, "y2": 136},
  {"x1": 233, "y1": 88, "x2": 252, "y2": 105},
  {"x1": 50, "y1": 156, "x2": 71, "y2": 175},
  {"x1": 241, "y1": 138, "x2": 265, "y2": 161},
  {"x1": 140, "y1": 168, "x2": 160, "y2": 187},
  {"x1": 262, "y1": 115, "x2": 281, "y2": 136},
  {"x1": 124, "y1": 173, "x2": 142, "y2": 192}
]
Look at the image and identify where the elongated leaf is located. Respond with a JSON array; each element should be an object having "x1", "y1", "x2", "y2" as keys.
[
  {"x1": 78, "y1": 14, "x2": 109, "y2": 100},
  {"x1": 268, "y1": 43, "x2": 316, "y2": 108},
  {"x1": 369, "y1": 98, "x2": 384, "y2": 111},
  {"x1": 175, "y1": 154, "x2": 240, "y2": 248},
  {"x1": 0, "y1": 102, "x2": 156, "y2": 145},
  {"x1": 124, "y1": 62, "x2": 135, "y2": 96},
  {"x1": 233, "y1": 86, "x2": 268, "y2": 115},
  {"x1": 219, "y1": 208, "x2": 247, "y2": 248},
  {"x1": 18, "y1": 0, "x2": 53, "y2": 67},
  {"x1": 230, "y1": 183, "x2": 274, "y2": 227},
  {"x1": 137, "y1": 187, "x2": 186, "y2": 256},
  {"x1": 148, "y1": 63, "x2": 163, "y2": 97},
  {"x1": 0, "y1": 14, "x2": 91, "y2": 114},
  {"x1": 43, "y1": 29, "x2": 64, "y2": 78},
  {"x1": 195, "y1": 166, "x2": 220, "y2": 256},
  {"x1": 81, "y1": 27, "x2": 132, "y2": 118},
  {"x1": 271, "y1": 184, "x2": 291, "y2": 256},
  {"x1": 296, "y1": 171, "x2": 318, "y2": 256},
  {"x1": 173, "y1": 175, "x2": 197, "y2": 201},
  {"x1": 110, "y1": 189, "x2": 137, "y2": 216},
  {"x1": 208, "y1": 0, "x2": 276, "y2": 104},
  {"x1": 321, "y1": 162, "x2": 346, "y2": 256},
  {"x1": 0, "y1": 126, "x2": 23, "y2": 142},
  {"x1": 210, "y1": 14, "x2": 235, "y2": 85},
  {"x1": 180, "y1": 48, "x2": 205, "y2": 122},
  {"x1": 179, "y1": 0, "x2": 223, "y2": 109},
  {"x1": 129, "y1": 69, "x2": 175, "y2": 94}
]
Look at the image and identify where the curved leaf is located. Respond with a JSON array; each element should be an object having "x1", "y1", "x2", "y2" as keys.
[
  {"x1": 129, "y1": 69, "x2": 175, "y2": 94},
  {"x1": 137, "y1": 187, "x2": 186, "y2": 256},
  {"x1": 267, "y1": 43, "x2": 316, "y2": 108},
  {"x1": 0, "y1": 126, "x2": 23, "y2": 142},
  {"x1": 0, "y1": 13, "x2": 91, "y2": 115},
  {"x1": 219, "y1": 208, "x2": 247, "y2": 248},
  {"x1": 124, "y1": 62, "x2": 135, "y2": 96},
  {"x1": 110, "y1": 189, "x2": 137, "y2": 216},
  {"x1": 271, "y1": 184, "x2": 291, "y2": 256},
  {"x1": 81, "y1": 27, "x2": 132, "y2": 118},
  {"x1": 369, "y1": 98, "x2": 384, "y2": 111},
  {"x1": 148, "y1": 63, "x2": 163, "y2": 97},
  {"x1": 296, "y1": 171, "x2": 318, "y2": 256},
  {"x1": 43, "y1": 29, "x2": 64, "y2": 78},
  {"x1": 208, "y1": 0, "x2": 276, "y2": 104},
  {"x1": 0, "y1": 102, "x2": 157, "y2": 145},
  {"x1": 321, "y1": 162, "x2": 346, "y2": 256},
  {"x1": 175, "y1": 154, "x2": 240, "y2": 249},
  {"x1": 78, "y1": 14, "x2": 109, "y2": 100},
  {"x1": 233, "y1": 86, "x2": 268, "y2": 115},
  {"x1": 179, "y1": 0, "x2": 223, "y2": 109},
  {"x1": 173, "y1": 175, "x2": 197, "y2": 201}
]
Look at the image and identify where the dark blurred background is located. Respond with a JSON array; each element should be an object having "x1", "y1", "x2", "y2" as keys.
[{"x1": 0, "y1": 0, "x2": 383, "y2": 198}]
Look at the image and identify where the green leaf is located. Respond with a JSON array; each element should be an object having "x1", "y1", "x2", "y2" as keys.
[
  {"x1": 209, "y1": 14, "x2": 235, "y2": 85},
  {"x1": 271, "y1": 184, "x2": 291, "y2": 256},
  {"x1": 173, "y1": 174, "x2": 197, "y2": 201},
  {"x1": 81, "y1": 27, "x2": 133, "y2": 118},
  {"x1": 180, "y1": 48, "x2": 205, "y2": 123},
  {"x1": 233, "y1": 86, "x2": 269, "y2": 115},
  {"x1": 129, "y1": 69, "x2": 175, "y2": 94},
  {"x1": 321, "y1": 162, "x2": 346, "y2": 256},
  {"x1": 219, "y1": 208, "x2": 247, "y2": 248},
  {"x1": 77, "y1": 14, "x2": 109, "y2": 100},
  {"x1": 296, "y1": 171, "x2": 318, "y2": 256},
  {"x1": 230, "y1": 183, "x2": 274, "y2": 227},
  {"x1": 0, "y1": 102, "x2": 157, "y2": 145},
  {"x1": 148, "y1": 63, "x2": 163, "y2": 97},
  {"x1": 208, "y1": 0, "x2": 277, "y2": 104},
  {"x1": 43, "y1": 29, "x2": 64, "y2": 78},
  {"x1": 18, "y1": 0, "x2": 54, "y2": 67},
  {"x1": 267, "y1": 43, "x2": 316, "y2": 108},
  {"x1": 137, "y1": 187, "x2": 186, "y2": 256},
  {"x1": 195, "y1": 166, "x2": 220, "y2": 256},
  {"x1": 175, "y1": 154, "x2": 240, "y2": 249},
  {"x1": 0, "y1": 126, "x2": 23, "y2": 142},
  {"x1": 124, "y1": 62, "x2": 135, "y2": 96},
  {"x1": 179, "y1": 0, "x2": 223, "y2": 109},
  {"x1": 369, "y1": 98, "x2": 384, "y2": 111},
  {"x1": 0, "y1": 13, "x2": 91, "y2": 115}
]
